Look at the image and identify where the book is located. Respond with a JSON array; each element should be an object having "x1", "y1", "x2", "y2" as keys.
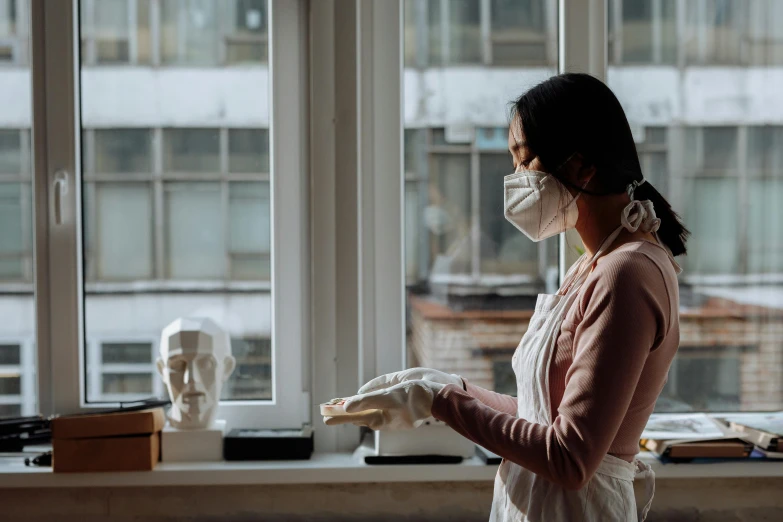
[
  {"x1": 52, "y1": 408, "x2": 166, "y2": 440},
  {"x1": 720, "y1": 412, "x2": 783, "y2": 452},
  {"x1": 640, "y1": 413, "x2": 752, "y2": 461}
]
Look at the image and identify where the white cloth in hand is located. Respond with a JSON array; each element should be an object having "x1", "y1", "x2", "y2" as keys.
[
  {"x1": 323, "y1": 380, "x2": 444, "y2": 430},
  {"x1": 358, "y1": 367, "x2": 463, "y2": 395}
]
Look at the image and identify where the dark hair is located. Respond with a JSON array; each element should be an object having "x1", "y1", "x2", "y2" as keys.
[{"x1": 511, "y1": 73, "x2": 689, "y2": 257}]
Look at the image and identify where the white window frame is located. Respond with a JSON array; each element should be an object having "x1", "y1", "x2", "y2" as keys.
[{"x1": 31, "y1": 0, "x2": 310, "y2": 430}]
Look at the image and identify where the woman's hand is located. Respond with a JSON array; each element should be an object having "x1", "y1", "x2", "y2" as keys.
[
  {"x1": 323, "y1": 380, "x2": 444, "y2": 430},
  {"x1": 358, "y1": 367, "x2": 463, "y2": 395}
]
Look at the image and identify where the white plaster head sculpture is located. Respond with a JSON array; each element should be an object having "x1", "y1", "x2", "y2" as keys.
[{"x1": 157, "y1": 317, "x2": 236, "y2": 430}]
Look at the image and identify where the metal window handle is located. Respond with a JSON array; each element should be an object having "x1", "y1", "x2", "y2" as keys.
[{"x1": 53, "y1": 169, "x2": 69, "y2": 225}]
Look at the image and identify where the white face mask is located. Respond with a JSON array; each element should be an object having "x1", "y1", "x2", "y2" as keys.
[{"x1": 503, "y1": 169, "x2": 580, "y2": 242}]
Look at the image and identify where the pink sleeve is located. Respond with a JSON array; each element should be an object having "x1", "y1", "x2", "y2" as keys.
[
  {"x1": 431, "y1": 253, "x2": 667, "y2": 490},
  {"x1": 463, "y1": 380, "x2": 518, "y2": 416}
]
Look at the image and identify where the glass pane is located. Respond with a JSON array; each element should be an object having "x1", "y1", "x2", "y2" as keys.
[
  {"x1": 621, "y1": 0, "x2": 653, "y2": 63},
  {"x1": 165, "y1": 182, "x2": 225, "y2": 279},
  {"x1": 0, "y1": 183, "x2": 25, "y2": 280},
  {"x1": 0, "y1": 344, "x2": 21, "y2": 365},
  {"x1": 0, "y1": 3, "x2": 33, "y2": 418},
  {"x1": 490, "y1": 0, "x2": 549, "y2": 65},
  {"x1": 93, "y1": 129, "x2": 153, "y2": 173},
  {"x1": 609, "y1": 0, "x2": 783, "y2": 412},
  {"x1": 161, "y1": 0, "x2": 219, "y2": 65},
  {"x1": 223, "y1": 338, "x2": 271, "y2": 400},
  {"x1": 479, "y1": 153, "x2": 540, "y2": 275},
  {"x1": 0, "y1": 130, "x2": 23, "y2": 173},
  {"x1": 229, "y1": 129, "x2": 269, "y2": 173},
  {"x1": 93, "y1": 183, "x2": 153, "y2": 280},
  {"x1": 102, "y1": 343, "x2": 154, "y2": 364},
  {"x1": 403, "y1": 1, "x2": 558, "y2": 391},
  {"x1": 80, "y1": 1, "x2": 273, "y2": 403},
  {"x1": 163, "y1": 129, "x2": 220, "y2": 172},
  {"x1": 225, "y1": 0, "x2": 268, "y2": 64},
  {"x1": 228, "y1": 181, "x2": 270, "y2": 280}
]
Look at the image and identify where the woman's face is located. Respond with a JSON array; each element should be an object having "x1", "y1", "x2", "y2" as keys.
[
  {"x1": 507, "y1": 119, "x2": 588, "y2": 197},
  {"x1": 507, "y1": 122, "x2": 545, "y2": 174}
]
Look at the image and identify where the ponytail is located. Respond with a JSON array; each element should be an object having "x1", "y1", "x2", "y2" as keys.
[{"x1": 634, "y1": 181, "x2": 689, "y2": 257}]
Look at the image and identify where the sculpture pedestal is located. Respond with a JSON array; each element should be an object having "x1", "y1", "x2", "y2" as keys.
[{"x1": 161, "y1": 420, "x2": 226, "y2": 462}]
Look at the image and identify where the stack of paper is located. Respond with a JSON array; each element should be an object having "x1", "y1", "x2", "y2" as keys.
[{"x1": 640, "y1": 413, "x2": 752, "y2": 461}]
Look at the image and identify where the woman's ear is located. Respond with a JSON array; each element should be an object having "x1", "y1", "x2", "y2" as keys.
[{"x1": 571, "y1": 153, "x2": 596, "y2": 186}]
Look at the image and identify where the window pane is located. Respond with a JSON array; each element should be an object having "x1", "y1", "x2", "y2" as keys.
[
  {"x1": 93, "y1": 129, "x2": 153, "y2": 173},
  {"x1": 747, "y1": 180, "x2": 783, "y2": 273},
  {"x1": 610, "y1": 0, "x2": 783, "y2": 413},
  {"x1": 165, "y1": 182, "x2": 225, "y2": 279},
  {"x1": 0, "y1": 344, "x2": 20, "y2": 365},
  {"x1": 621, "y1": 0, "x2": 653, "y2": 63},
  {"x1": 163, "y1": 129, "x2": 220, "y2": 172},
  {"x1": 93, "y1": 183, "x2": 154, "y2": 280},
  {"x1": 81, "y1": 2, "x2": 273, "y2": 403},
  {"x1": 0, "y1": 183, "x2": 25, "y2": 280},
  {"x1": 225, "y1": 0, "x2": 268, "y2": 64},
  {"x1": 102, "y1": 373, "x2": 153, "y2": 395},
  {"x1": 0, "y1": 404, "x2": 21, "y2": 418},
  {"x1": 101, "y1": 343, "x2": 153, "y2": 364},
  {"x1": 479, "y1": 153, "x2": 539, "y2": 275},
  {"x1": 490, "y1": 0, "x2": 549, "y2": 65},
  {"x1": 683, "y1": 178, "x2": 739, "y2": 274},
  {"x1": 404, "y1": 2, "x2": 559, "y2": 392},
  {"x1": 0, "y1": 5, "x2": 33, "y2": 417},
  {"x1": 161, "y1": 0, "x2": 219, "y2": 65},
  {"x1": 229, "y1": 129, "x2": 269, "y2": 173},
  {"x1": 0, "y1": 130, "x2": 22, "y2": 173},
  {"x1": 223, "y1": 338, "x2": 271, "y2": 400},
  {"x1": 428, "y1": 153, "x2": 472, "y2": 276},
  {"x1": 0, "y1": 376, "x2": 21, "y2": 395}
]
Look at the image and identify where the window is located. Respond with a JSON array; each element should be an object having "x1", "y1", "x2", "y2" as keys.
[
  {"x1": 224, "y1": 338, "x2": 271, "y2": 400},
  {"x1": 490, "y1": 0, "x2": 550, "y2": 65},
  {"x1": 0, "y1": 344, "x2": 20, "y2": 365},
  {"x1": 609, "y1": 0, "x2": 783, "y2": 413},
  {"x1": 0, "y1": 0, "x2": 28, "y2": 64},
  {"x1": 0, "y1": 404, "x2": 21, "y2": 417},
  {"x1": 404, "y1": 0, "x2": 554, "y2": 67},
  {"x1": 80, "y1": 0, "x2": 152, "y2": 65},
  {"x1": 60, "y1": 0, "x2": 308, "y2": 429},
  {"x1": 101, "y1": 342, "x2": 153, "y2": 364},
  {"x1": 492, "y1": 360, "x2": 516, "y2": 396},
  {"x1": 403, "y1": 2, "x2": 559, "y2": 393},
  {"x1": 609, "y1": 0, "x2": 677, "y2": 65}
]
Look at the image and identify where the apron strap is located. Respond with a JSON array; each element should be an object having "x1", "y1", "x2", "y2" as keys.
[{"x1": 634, "y1": 459, "x2": 655, "y2": 522}]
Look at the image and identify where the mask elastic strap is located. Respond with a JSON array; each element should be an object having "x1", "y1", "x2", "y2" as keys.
[{"x1": 626, "y1": 178, "x2": 646, "y2": 199}]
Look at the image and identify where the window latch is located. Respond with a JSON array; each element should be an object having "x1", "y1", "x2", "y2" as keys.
[{"x1": 52, "y1": 169, "x2": 69, "y2": 225}]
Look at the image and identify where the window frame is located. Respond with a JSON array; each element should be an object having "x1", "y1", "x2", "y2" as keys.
[{"x1": 32, "y1": 0, "x2": 310, "y2": 429}]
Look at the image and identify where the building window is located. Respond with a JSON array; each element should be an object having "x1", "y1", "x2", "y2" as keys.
[
  {"x1": 0, "y1": 0, "x2": 28, "y2": 64},
  {"x1": 0, "y1": 404, "x2": 21, "y2": 418},
  {"x1": 161, "y1": 0, "x2": 220, "y2": 65},
  {"x1": 0, "y1": 375, "x2": 21, "y2": 395},
  {"x1": 229, "y1": 182, "x2": 270, "y2": 280},
  {"x1": 0, "y1": 344, "x2": 20, "y2": 365},
  {"x1": 165, "y1": 181, "x2": 225, "y2": 279},
  {"x1": 685, "y1": 0, "x2": 744, "y2": 65},
  {"x1": 228, "y1": 129, "x2": 269, "y2": 173},
  {"x1": 93, "y1": 129, "x2": 153, "y2": 174},
  {"x1": 102, "y1": 373, "x2": 153, "y2": 395},
  {"x1": 223, "y1": 337, "x2": 272, "y2": 400},
  {"x1": 80, "y1": 0, "x2": 153, "y2": 65},
  {"x1": 609, "y1": 0, "x2": 677, "y2": 65},
  {"x1": 163, "y1": 128, "x2": 221, "y2": 173},
  {"x1": 0, "y1": 130, "x2": 23, "y2": 174},
  {"x1": 658, "y1": 347, "x2": 743, "y2": 412},
  {"x1": 225, "y1": 0, "x2": 268, "y2": 64},
  {"x1": 490, "y1": 0, "x2": 549, "y2": 65},
  {"x1": 102, "y1": 342, "x2": 153, "y2": 364}
]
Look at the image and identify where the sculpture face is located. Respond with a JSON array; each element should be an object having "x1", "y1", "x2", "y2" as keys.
[{"x1": 157, "y1": 317, "x2": 236, "y2": 430}]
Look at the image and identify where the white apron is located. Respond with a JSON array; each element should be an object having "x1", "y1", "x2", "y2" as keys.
[{"x1": 489, "y1": 224, "x2": 657, "y2": 522}]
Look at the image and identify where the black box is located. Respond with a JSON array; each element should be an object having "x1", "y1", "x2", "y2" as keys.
[{"x1": 224, "y1": 426, "x2": 313, "y2": 461}]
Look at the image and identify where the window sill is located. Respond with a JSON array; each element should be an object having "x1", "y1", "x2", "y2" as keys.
[{"x1": 1, "y1": 449, "x2": 782, "y2": 489}]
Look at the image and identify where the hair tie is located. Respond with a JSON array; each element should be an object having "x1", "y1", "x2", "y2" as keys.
[{"x1": 626, "y1": 178, "x2": 646, "y2": 199}]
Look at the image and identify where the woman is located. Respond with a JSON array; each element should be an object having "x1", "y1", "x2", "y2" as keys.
[{"x1": 325, "y1": 73, "x2": 688, "y2": 521}]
